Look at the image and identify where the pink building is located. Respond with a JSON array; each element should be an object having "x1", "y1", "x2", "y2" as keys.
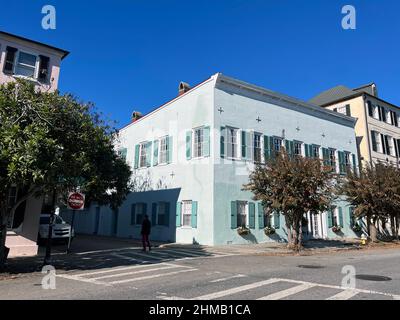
[{"x1": 0, "y1": 30, "x2": 69, "y2": 257}]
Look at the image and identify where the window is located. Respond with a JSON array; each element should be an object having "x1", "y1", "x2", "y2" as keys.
[
  {"x1": 253, "y1": 133, "x2": 262, "y2": 162},
  {"x1": 387, "y1": 136, "x2": 395, "y2": 156},
  {"x1": 227, "y1": 127, "x2": 239, "y2": 159},
  {"x1": 157, "y1": 202, "x2": 168, "y2": 225},
  {"x1": 237, "y1": 201, "x2": 247, "y2": 228},
  {"x1": 139, "y1": 143, "x2": 148, "y2": 168},
  {"x1": 379, "y1": 106, "x2": 387, "y2": 122},
  {"x1": 193, "y1": 128, "x2": 204, "y2": 158},
  {"x1": 15, "y1": 51, "x2": 37, "y2": 78},
  {"x1": 294, "y1": 141, "x2": 302, "y2": 156},
  {"x1": 182, "y1": 201, "x2": 192, "y2": 226},
  {"x1": 159, "y1": 136, "x2": 168, "y2": 164},
  {"x1": 312, "y1": 145, "x2": 320, "y2": 159},
  {"x1": 371, "y1": 131, "x2": 382, "y2": 153},
  {"x1": 336, "y1": 105, "x2": 351, "y2": 117},
  {"x1": 386, "y1": 110, "x2": 393, "y2": 125},
  {"x1": 273, "y1": 137, "x2": 282, "y2": 153},
  {"x1": 134, "y1": 203, "x2": 145, "y2": 225},
  {"x1": 329, "y1": 149, "x2": 336, "y2": 169},
  {"x1": 373, "y1": 104, "x2": 380, "y2": 120},
  {"x1": 344, "y1": 152, "x2": 351, "y2": 169}
]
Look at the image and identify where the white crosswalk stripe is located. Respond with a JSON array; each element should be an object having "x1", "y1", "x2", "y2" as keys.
[
  {"x1": 160, "y1": 277, "x2": 400, "y2": 300},
  {"x1": 257, "y1": 283, "x2": 316, "y2": 300}
]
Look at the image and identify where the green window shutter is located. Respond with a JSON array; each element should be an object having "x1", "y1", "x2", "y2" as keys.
[
  {"x1": 345, "y1": 105, "x2": 351, "y2": 117},
  {"x1": 220, "y1": 127, "x2": 226, "y2": 158},
  {"x1": 203, "y1": 127, "x2": 210, "y2": 157},
  {"x1": 264, "y1": 135, "x2": 271, "y2": 161},
  {"x1": 241, "y1": 131, "x2": 247, "y2": 159},
  {"x1": 273, "y1": 212, "x2": 280, "y2": 229},
  {"x1": 352, "y1": 154, "x2": 357, "y2": 173},
  {"x1": 167, "y1": 136, "x2": 173, "y2": 164},
  {"x1": 269, "y1": 137, "x2": 275, "y2": 158},
  {"x1": 338, "y1": 207, "x2": 344, "y2": 228},
  {"x1": 304, "y1": 144, "x2": 310, "y2": 158},
  {"x1": 258, "y1": 203, "x2": 264, "y2": 229},
  {"x1": 146, "y1": 142, "x2": 152, "y2": 167},
  {"x1": 186, "y1": 131, "x2": 192, "y2": 160},
  {"x1": 153, "y1": 140, "x2": 159, "y2": 166},
  {"x1": 290, "y1": 141, "x2": 294, "y2": 156},
  {"x1": 231, "y1": 201, "x2": 237, "y2": 229},
  {"x1": 134, "y1": 144, "x2": 140, "y2": 169},
  {"x1": 249, "y1": 202, "x2": 255, "y2": 229},
  {"x1": 152, "y1": 203, "x2": 157, "y2": 225},
  {"x1": 349, "y1": 207, "x2": 355, "y2": 227},
  {"x1": 191, "y1": 201, "x2": 198, "y2": 228},
  {"x1": 176, "y1": 202, "x2": 182, "y2": 227},
  {"x1": 371, "y1": 131, "x2": 377, "y2": 152},
  {"x1": 338, "y1": 151, "x2": 345, "y2": 174},
  {"x1": 322, "y1": 148, "x2": 330, "y2": 166},
  {"x1": 165, "y1": 202, "x2": 170, "y2": 227},
  {"x1": 327, "y1": 210, "x2": 333, "y2": 228},
  {"x1": 130, "y1": 204, "x2": 136, "y2": 225}
]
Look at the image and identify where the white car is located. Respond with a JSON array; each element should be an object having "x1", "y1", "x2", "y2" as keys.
[{"x1": 38, "y1": 214, "x2": 75, "y2": 244}]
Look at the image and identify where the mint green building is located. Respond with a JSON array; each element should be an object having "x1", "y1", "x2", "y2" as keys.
[{"x1": 66, "y1": 73, "x2": 361, "y2": 245}]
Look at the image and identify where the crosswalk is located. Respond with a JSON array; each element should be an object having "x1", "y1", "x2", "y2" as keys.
[
  {"x1": 159, "y1": 278, "x2": 400, "y2": 300},
  {"x1": 56, "y1": 247, "x2": 236, "y2": 286}
]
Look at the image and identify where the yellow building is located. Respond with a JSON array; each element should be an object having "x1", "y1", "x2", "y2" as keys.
[{"x1": 310, "y1": 83, "x2": 400, "y2": 168}]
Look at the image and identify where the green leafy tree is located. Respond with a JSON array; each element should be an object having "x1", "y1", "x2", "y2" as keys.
[
  {"x1": 243, "y1": 149, "x2": 337, "y2": 250},
  {"x1": 339, "y1": 162, "x2": 400, "y2": 242},
  {"x1": 0, "y1": 80, "x2": 132, "y2": 268}
]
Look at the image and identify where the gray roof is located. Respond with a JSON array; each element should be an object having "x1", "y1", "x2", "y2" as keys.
[{"x1": 310, "y1": 83, "x2": 377, "y2": 106}]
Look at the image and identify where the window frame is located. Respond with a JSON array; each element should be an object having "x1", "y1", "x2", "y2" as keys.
[
  {"x1": 312, "y1": 145, "x2": 320, "y2": 159},
  {"x1": 253, "y1": 132, "x2": 262, "y2": 163},
  {"x1": 226, "y1": 126, "x2": 239, "y2": 160},
  {"x1": 181, "y1": 200, "x2": 193, "y2": 227},
  {"x1": 14, "y1": 50, "x2": 39, "y2": 79},
  {"x1": 236, "y1": 201, "x2": 248, "y2": 228},
  {"x1": 157, "y1": 201, "x2": 167, "y2": 226},
  {"x1": 158, "y1": 136, "x2": 168, "y2": 165},
  {"x1": 294, "y1": 141, "x2": 303, "y2": 157},
  {"x1": 139, "y1": 142, "x2": 148, "y2": 168},
  {"x1": 329, "y1": 148, "x2": 337, "y2": 171},
  {"x1": 193, "y1": 127, "x2": 205, "y2": 159},
  {"x1": 135, "y1": 203, "x2": 145, "y2": 225}
]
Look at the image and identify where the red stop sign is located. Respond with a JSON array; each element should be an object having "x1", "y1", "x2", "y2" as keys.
[{"x1": 67, "y1": 192, "x2": 85, "y2": 210}]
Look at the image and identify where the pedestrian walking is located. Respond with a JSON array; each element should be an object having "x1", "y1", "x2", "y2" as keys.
[{"x1": 141, "y1": 214, "x2": 151, "y2": 252}]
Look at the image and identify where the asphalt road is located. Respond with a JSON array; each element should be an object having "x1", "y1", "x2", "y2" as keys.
[{"x1": 1, "y1": 245, "x2": 400, "y2": 300}]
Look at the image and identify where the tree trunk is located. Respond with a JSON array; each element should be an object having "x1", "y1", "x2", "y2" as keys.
[
  {"x1": 0, "y1": 221, "x2": 8, "y2": 271},
  {"x1": 298, "y1": 221, "x2": 303, "y2": 251},
  {"x1": 370, "y1": 218, "x2": 378, "y2": 242},
  {"x1": 390, "y1": 215, "x2": 396, "y2": 239},
  {"x1": 286, "y1": 222, "x2": 292, "y2": 246},
  {"x1": 396, "y1": 213, "x2": 400, "y2": 240}
]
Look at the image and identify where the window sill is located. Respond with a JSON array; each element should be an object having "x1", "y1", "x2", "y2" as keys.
[{"x1": 12, "y1": 75, "x2": 40, "y2": 84}]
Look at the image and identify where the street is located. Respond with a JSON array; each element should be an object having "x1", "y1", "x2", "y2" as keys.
[{"x1": 1, "y1": 237, "x2": 400, "y2": 300}]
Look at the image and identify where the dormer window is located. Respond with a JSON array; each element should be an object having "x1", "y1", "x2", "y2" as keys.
[{"x1": 2, "y1": 46, "x2": 50, "y2": 82}]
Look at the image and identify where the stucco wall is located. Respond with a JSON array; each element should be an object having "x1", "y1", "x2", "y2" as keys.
[
  {"x1": 212, "y1": 78, "x2": 359, "y2": 245},
  {"x1": 0, "y1": 33, "x2": 62, "y2": 92}
]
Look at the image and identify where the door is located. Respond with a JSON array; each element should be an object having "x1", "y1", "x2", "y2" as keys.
[
  {"x1": 94, "y1": 207, "x2": 100, "y2": 235},
  {"x1": 309, "y1": 213, "x2": 325, "y2": 239}
]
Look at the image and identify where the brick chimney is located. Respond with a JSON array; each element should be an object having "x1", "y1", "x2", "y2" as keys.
[
  {"x1": 131, "y1": 111, "x2": 143, "y2": 122},
  {"x1": 178, "y1": 81, "x2": 191, "y2": 96}
]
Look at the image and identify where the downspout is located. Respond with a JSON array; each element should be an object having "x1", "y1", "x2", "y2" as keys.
[{"x1": 362, "y1": 94, "x2": 373, "y2": 165}]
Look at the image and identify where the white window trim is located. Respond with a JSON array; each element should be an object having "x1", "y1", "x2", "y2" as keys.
[
  {"x1": 226, "y1": 126, "x2": 240, "y2": 160},
  {"x1": 192, "y1": 127, "x2": 205, "y2": 159},
  {"x1": 253, "y1": 132, "x2": 262, "y2": 163},
  {"x1": 158, "y1": 136, "x2": 168, "y2": 165},
  {"x1": 237, "y1": 201, "x2": 249, "y2": 228},
  {"x1": 139, "y1": 142, "x2": 148, "y2": 168},
  {"x1": 181, "y1": 200, "x2": 193, "y2": 228},
  {"x1": 13, "y1": 50, "x2": 39, "y2": 80},
  {"x1": 293, "y1": 140, "x2": 303, "y2": 157}
]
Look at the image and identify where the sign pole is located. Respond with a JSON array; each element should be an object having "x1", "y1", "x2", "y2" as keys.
[{"x1": 66, "y1": 209, "x2": 76, "y2": 254}]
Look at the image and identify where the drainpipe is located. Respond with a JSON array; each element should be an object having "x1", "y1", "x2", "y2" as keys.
[{"x1": 362, "y1": 94, "x2": 373, "y2": 165}]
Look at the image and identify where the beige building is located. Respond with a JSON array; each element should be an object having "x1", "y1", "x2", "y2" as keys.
[
  {"x1": 310, "y1": 83, "x2": 400, "y2": 168},
  {"x1": 0, "y1": 31, "x2": 68, "y2": 257}
]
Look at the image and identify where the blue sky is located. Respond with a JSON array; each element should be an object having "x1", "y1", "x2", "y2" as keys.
[{"x1": 1, "y1": 0, "x2": 399, "y2": 128}]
